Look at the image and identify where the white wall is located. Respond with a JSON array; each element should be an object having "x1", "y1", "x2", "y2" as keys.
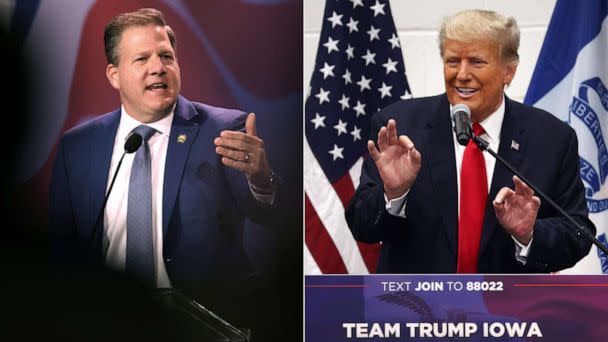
[{"x1": 304, "y1": 0, "x2": 557, "y2": 102}]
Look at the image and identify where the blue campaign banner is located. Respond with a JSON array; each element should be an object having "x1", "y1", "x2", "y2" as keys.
[{"x1": 306, "y1": 275, "x2": 608, "y2": 341}]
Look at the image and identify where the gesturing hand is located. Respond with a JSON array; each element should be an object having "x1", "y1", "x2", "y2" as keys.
[
  {"x1": 493, "y1": 175, "x2": 541, "y2": 245},
  {"x1": 214, "y1": 113, "x2": 273, "y2": 191},
  {"x1": 368, "y1": 119, "x2": 422, "y2": 200}
]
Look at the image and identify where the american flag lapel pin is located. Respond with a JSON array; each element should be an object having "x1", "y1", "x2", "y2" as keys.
[{"x1": 511, "y1": 139, "x2": 520, "y2": 151}]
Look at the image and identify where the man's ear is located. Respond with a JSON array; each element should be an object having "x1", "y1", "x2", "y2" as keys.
[
  {"x1": 503, "y1": 61, "x2": 517, "y2": 86},
  {"x1": 106, "y1": 64, "x2": 120, "y2": 89}
]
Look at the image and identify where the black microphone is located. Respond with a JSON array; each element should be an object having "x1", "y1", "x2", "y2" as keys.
[
  {"x1": 468, "y1": 126, "x2": 608, "y2": 256},
  {"x1": 451, "y1": 103, "x2": 472, "y2": 146},
  {"x1": 124, "y1": 133, "x2": 142, "y2": 153},
  {"x1": 88, "y1": 133, "x2": 143, "y2": 254}
]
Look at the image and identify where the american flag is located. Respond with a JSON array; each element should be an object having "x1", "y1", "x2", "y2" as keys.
[{"x1": 305, "y1": 0, "x2": 411, "y2": 274}]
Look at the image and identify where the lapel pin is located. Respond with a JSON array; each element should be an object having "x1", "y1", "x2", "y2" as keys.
[
  {"x1": 511, "y1": 140, "x2": 520, "y2": 151},
  {"x1": 177, "y1": 134, "x2": 187, "y2": 144}
]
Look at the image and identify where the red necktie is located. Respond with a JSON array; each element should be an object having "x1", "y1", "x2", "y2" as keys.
[{"x1": 457, "y1": 123, "x2": 487, "y2": 273}]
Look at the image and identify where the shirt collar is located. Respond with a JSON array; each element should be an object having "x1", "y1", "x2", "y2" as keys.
[
  {"x1": 449, "y1": 96, "x2": 505, "y2": 145},
  {"x1": 119, "y1": 104, "x2": 175, "y2": 139},
  {"x1": 477, "y1": 96, "x2": 505, "y2": 145}
]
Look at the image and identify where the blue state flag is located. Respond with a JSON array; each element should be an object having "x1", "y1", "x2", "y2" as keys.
[{"x1": 525, "y1": 0, "x2": 608, "y2": 274}]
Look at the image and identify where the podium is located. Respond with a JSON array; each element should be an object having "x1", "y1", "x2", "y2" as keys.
[{"x1": 152, "y1": 288, "x2": 250, "y2": 342}]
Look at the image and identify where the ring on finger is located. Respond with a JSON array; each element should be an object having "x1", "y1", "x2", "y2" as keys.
[{"x1": 244, "y1": 153, "x2": 250, "y2": 162}]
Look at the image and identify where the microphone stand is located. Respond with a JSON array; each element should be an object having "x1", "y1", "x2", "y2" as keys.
[
  {"x1": 469, "y1": 129, "x2": 608, "y2": 255},
  {"x1": 90, "y1": 152, "x2": 128, "y2": 242},
  {"x1": 87, "y1": 133, "x2": 142, "y2": 260},
  {"x1": 86, "y1": 152, "x2": 129, "y2": 262}
]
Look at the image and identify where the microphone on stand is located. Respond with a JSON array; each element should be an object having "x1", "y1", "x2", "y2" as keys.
[
  {"x1": 450, "y1": 103, "x2": 473, "y2": 146},
  {"x1": 88, "y1": 133, "x2": 143, "y2": 252},
  {"x1": 450, "y1": 103, "x2": 607, "y2": 255}
]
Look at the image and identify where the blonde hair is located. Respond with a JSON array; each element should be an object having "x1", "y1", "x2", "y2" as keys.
[{"x1": 439, "y1": 9, "x2": 520, "y2": 64}]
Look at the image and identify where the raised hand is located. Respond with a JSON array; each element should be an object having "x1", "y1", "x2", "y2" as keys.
[
  {"x1": 493, "y1": 175, "x2": 541, "y2": 245},
  {"x1": 368, "y1": 119, "x2": 422, "y2": 200},
  {"x1": 214, "y1": 113, "x2": 273, "y2": 191}
]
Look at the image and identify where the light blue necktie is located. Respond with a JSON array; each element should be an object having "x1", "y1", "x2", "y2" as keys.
[{"x1": 126, "y1": 125, "x2": 157, "y2": 287}]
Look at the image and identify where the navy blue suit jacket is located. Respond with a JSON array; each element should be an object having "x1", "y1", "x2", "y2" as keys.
[
  {"x1": 50, "y1": 95, "x2": 276, "y2": 320},
  {"x1": 346, "y1": 94, "x2": 595, "y2": 273}
]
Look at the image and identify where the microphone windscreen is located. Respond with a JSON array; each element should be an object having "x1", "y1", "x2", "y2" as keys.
[
  {"x1": 450, "y1": 103, "x2": 472, "y2": 146},
  {"x1": 450, "y1": 103, "x2": 471, "y2": 119},
  {"x1": 124, "y1": 133, "x2": 143, "y2": 153}
]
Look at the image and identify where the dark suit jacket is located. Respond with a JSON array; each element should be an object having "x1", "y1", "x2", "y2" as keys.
[
  {"x1": 49, "y1": 95, "x2": 277, "y2": 323},
  {"x1": 345, "y1": 94, "x2": 595, "y2": 273}
]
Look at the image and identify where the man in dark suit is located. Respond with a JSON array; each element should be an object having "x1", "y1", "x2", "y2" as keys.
[
  {"x1": 346, "y1": 9, "x2": 594, "y2": 273},
  {"x1": 49, "y1": 8, "x2": 279, "y2": 333}
]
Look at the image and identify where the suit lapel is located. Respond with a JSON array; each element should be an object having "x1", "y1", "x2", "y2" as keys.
[
  {"x1": 478, "y1": 97, "x2": 526, "y2": 258},
  {"x1": 163, "y1": 96, "x2": 200, "y2": 237},
  {"x1": 423, "y1": 95, "x2": 459, "y2": 257},
  {"x1": 88, "y1": 109, "x2": 120, "y2": 250}
]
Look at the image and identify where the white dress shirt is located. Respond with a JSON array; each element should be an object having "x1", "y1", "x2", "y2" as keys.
[
  {"x1": 102, "y1": 106, "x2": 274, "y2": 287},
  {"x1": 103, "y1": 106, "x2": 173, "y2": 287},
  {"x1": 385, "y1": 97, "x2": 532, "y2": 264}
]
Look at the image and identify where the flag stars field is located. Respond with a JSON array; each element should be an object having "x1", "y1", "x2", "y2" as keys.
[
  {"x1": 351, "y1": 126, "x2": 362, "y2": 141},
  {"x1": 319, "y1": 62, "x2": 336, "y2": 79},
  {"x1": 346, "y1": 17, "x2": 359, "y2": 33},
  {"x1": 327, "y1": 11, "x2": 343, "y2": 28},
  {"x1": 342, "y1": 69, "x2": 352, "y2": 84},
  {"x1": 334, "y1": 119, "x2": 348, "y2": 136},
  {"x1": 354, "y1": 100, "x2": 366, "y2": 117},
  {"x1": 323, "y1": 36, "x2": 340, "y2": 54},
  {"x1": 388, "y1": 33, "x2": 400, "y2": 49},
  {"x1": 382, "y1": 58, "x2": 398, "y2": 74},
  {"x1": 378, "y1": 82, "x2": 392, "y2": 99},
  {"x1": 345, "y1": 44, "x2": 355, "y2": 59},
  {"x1": 316, "y1": 88, "x2": 330, "y2": 104},
  {"x1": 370, "y1": 0, "x2": 386, "y2": 16},
  {"x1": 339, "y1": 94, "x2": 351, "y2": 110},
  {"x1": 362, "y1": 49, "x2": 376, "y2": 65},
  {"x1": 367, "y1": 25, "x2": 381, "y2": 41},
  {"x1": 349, "y1": 0, "x2": 364, "y2": 9},
  {"x1": 357, "y1": 75, "x2": 372, "y2": 91},
  {"x1": 329, "y1": 144, "x2": 345, "y2": 161},
  {"x1": 311, "y1": 113, "x2": 326, "y2": 130}
]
